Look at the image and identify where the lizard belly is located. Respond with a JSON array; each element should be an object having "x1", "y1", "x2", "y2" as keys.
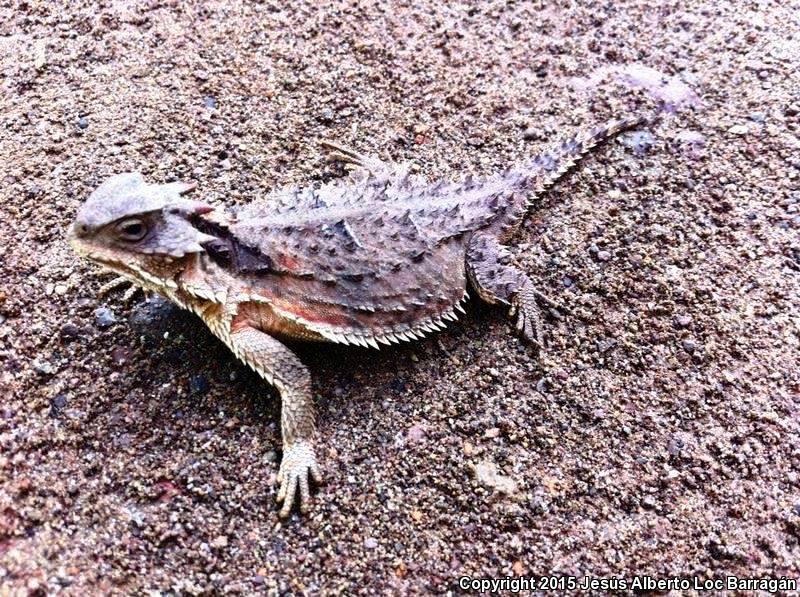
[{"x1": 236, "y1": 302, "x2": 327, "y2": 343}]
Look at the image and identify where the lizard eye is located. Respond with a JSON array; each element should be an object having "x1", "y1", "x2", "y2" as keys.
[{"x1": 115, "y1": 218, "x2": 147, "y2": 241}]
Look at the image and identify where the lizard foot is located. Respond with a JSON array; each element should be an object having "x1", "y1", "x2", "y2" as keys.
[
  {"x1": 98, "y1": 275, "x2": 130, "y2": 297},
  {"x1": 319, "y1": 140, "x2": 405, "y2": 181},
  {"x1": 533, "y1": 290, "x2": 571, "y2": 318},
  {"x1": 276, "y1": 440, "x2": 322, "y2": 517},
  {"x1": 98, "y1": 276, "x2": 141, "y2": 304},
  {"x1": 510, "y1": 286, "x2": 571, "y2": 350},
  {"x1": 319, "y1": 140, "x2": 372, "y2": 169},
  {"x1": 510, "y1": 297, "x2": 543, "y2": 351}
]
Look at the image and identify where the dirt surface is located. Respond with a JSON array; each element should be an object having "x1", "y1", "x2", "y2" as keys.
[{"x1": 2, "y1": 0, "x2": 799, "y2": 594}]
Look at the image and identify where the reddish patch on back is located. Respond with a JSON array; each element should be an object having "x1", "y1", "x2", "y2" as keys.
[{"x1": 276, "y1": 253, "x2": 301, "y2": 271}]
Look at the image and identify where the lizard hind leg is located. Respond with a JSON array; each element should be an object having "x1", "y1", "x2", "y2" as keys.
[{"x1": 466, "y1": 232, "x2": 547, "y2": 351}]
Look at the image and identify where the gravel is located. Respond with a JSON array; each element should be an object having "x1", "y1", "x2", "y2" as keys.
[{"x1": 1, "y1": 0, "x2": 798, "y2": 594}]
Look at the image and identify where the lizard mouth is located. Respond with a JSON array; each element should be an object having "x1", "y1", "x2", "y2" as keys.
[
  {"x1": 67, "y1": 226, "x2": 88, "y2": 257},
  {"x1": 67, "y1": 229, "x2": 135, "y2": 279}
]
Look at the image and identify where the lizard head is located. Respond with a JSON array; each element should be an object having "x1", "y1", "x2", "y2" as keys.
[{"x1": 69, "y1": 172, "x2": 218, "y2": 290}]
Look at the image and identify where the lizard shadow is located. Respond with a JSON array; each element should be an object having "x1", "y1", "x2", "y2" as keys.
[{"x1": 126, "y1": 295, "x2": 498, "y2": 434}]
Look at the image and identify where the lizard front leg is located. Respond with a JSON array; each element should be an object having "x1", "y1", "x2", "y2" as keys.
[
  {"x1": 227, "y1": 325, "x2": 322, "y2": 517},
  {"x1": 319, "y1": 139, "x2": 388, "y2": 173},
  {"x1": 319, "y1": 139, "x2": 411, "y2": 182}
]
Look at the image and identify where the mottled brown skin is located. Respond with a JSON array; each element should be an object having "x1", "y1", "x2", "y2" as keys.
[{"x1": 68, "y1": 115, "x2": 649, "y2": 516}]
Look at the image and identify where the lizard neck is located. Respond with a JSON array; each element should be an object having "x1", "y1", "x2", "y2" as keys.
[{"x1": 165, "y1": 253, "x2": 238, "y2": 340}]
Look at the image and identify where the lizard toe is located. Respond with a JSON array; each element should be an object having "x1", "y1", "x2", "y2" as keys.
[
  {"x1": 513, "y1": 299, "x2": 544, "y2": 351},
  {"x1": 276, "y1": 440, "x2": 321, "y2": 517}
]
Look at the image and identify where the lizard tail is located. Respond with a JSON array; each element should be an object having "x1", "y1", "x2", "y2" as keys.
[{"x1": 512, "y1": 112, "x2": 658, "y2": 197}]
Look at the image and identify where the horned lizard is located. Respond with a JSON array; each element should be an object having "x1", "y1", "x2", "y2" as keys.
[{"x1": 69, "y1": 115, "x2": 650, "y2": 516}]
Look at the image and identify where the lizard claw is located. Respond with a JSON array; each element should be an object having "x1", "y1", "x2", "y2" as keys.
[
  {"x1": 276, "y1": 440, "x2": 322, "y2": 517},
  {"x1": 514, "y1": 306, "x2": 542, "y2": 349},
  {"x1": 512, "y1": 291, "x2": 544, "y2": 352}
]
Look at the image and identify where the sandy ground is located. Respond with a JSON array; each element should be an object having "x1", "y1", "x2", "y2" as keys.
[{"x1": 1, "y1": 0, "x2": 799, "y2": 594}]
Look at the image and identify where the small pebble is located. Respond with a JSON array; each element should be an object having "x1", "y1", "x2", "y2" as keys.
[
  {"x1": 682, "y1": 338, "x2": 697, "y2": 353},
  {"x1": 727, "y1": 124, "x2": 748, "y2": 135},
  {"x1": 94, "y1": 307, "x2": 117, "y2": 328},
  {"x1": 111, "y1": 345, "x2": 132, "y2": 366},
  {"x1": 211, "y1": 535, "x2": 228, "y2": 548},
  {"x1": 622, "y1": 130, "x2": 655, "y2": 155},
  {"x1": 674, "y1": 314, "x2": 692, "y2": 328},
  {"x1": 364, "y1": 537, "x2": 378, "y2": 549},
  {"x1": 412, "y1": 123, "x2": 430, "y2": 135},
  {"x1": 77, "y1": 116, "x2": 88, "y2": 129},
  {"x1": 406, "y1": 424, "x2": 426, "y2": 444},
  {"x1": 189, "y1": 375, "x2": 210, "y2": 396},
  {"x1": 60, "y1": 323, "x2": 82, "y2": 342},
  {"x1": 33, "y1": 358, "x2": 55, "y2": 375},
  {"x1": 596, "y1": 250, "x2": 612, "y2": 262},
  {"x1": 50, "y1": 395, "x2": 67, "y2": 417},
  {"x1": 675, "y1": 130, "x2": 706, "y2": 146},
  {"x1": 473, "y1": 460, "x2": 518, "y2": 495},
  {"x1": 128, "y1": 297, "x2": 178, "y2": 337},
  {"x1": 522, "y1": 127, "x2": 543, "y2": 141},
  {"x1": 317, "y1": 108, "x2": 334, "y2": 123},
  {"x1": 203, "y1": 95, "x2": 217, "y2": 109}
]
